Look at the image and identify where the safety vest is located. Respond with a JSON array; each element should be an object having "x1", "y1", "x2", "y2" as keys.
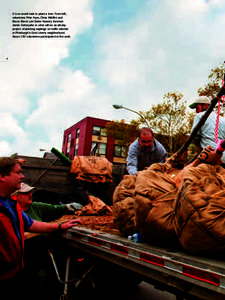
[{"x1": 0, "y1": 201, "x2": 24, "y2": 281}]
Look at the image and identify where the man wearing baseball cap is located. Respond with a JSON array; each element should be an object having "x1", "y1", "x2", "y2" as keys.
[
  {"x1": 189, "y1": 96, "x2": 225, "y2": 165},
  {"x1": 14, "y1": 182, "x2": 83, "y2": 222},
  {"x1": 189, "y1": 96, "x2": 211, "y2": 112}
]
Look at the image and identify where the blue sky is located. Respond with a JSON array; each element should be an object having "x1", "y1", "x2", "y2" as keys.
[{"x1": 1, "y1": 0, "x2": 225, "y2": 157}]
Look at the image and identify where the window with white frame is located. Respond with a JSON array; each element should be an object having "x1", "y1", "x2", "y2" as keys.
[
  {"x1": 91, "y1": 142, "x2": 107, "y2": 156},
  {"x1": 114, "y1": 145, "x2": 127, "y2": 158},
  {"x1": 66, "y1": 133, "x2": 72, "y2": 155},
  {"x1": 92, "y1": 126, "x2": 107, "y2": 136}
]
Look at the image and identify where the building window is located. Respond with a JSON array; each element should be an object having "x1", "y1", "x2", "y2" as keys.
[
  {"x1": 99, "y1": 143, "x2": 107, "y2": 155},
  {"x1": 92, "y1": 126, "x2": 107, "y2": 136},
  {"x1": 66, "y1": 133, "x2": 72, "y2": 155},
  {"x1": 76, "y1": 128, "x2": 80, "y2": 138},
  {"x1": 101, "y1": 128, "x2": 107, "y2": 136},
  {"x1": 114, "y1": 145, "x2": 127, "y2": 158},
  {"x1": 74, "y1": 143, "x2": 79, "y2": 156},
  {"x1": 91, "y1": 142, "x2": 107, "y2": 156}
]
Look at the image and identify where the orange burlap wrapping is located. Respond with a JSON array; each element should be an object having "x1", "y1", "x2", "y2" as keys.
[
  {"x1": 173, "y1": 164, "x2": 225, "y2": 254},
  {"x1": 134, "y1": 163, "x2": 180, "y2": 245},
  {"x1": 76, "y1": 195, "x2": 112, "y2": 216},
  {"x1": 113, "y1": 175, "x2": 139, "y2": 235},
  {"x1": 70, "y1": 156, "x2": 113, "y2": 183}
]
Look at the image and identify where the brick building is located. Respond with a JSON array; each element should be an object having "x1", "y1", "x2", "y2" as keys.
[{"x1": 62, "y1": 116, "x2": 127, "y2": 164}]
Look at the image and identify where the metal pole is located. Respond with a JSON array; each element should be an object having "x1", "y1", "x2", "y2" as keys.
[
  {"x1": 113, "y1": 104, "x2": 150, "y2": 128},
  {"x1": 63, "y1": 256, "x2": 71, "y2": 298}
]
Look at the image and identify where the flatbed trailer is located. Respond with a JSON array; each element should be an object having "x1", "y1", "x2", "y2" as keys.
[
  {"x1": 18, "y1": 154, "x2": 225, "y2": 300},
  {"x1": 41, "y1": 224, "x2": 225, "y2": 300}
]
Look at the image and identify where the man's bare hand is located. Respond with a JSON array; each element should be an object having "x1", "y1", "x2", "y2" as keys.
[{"x1": 61, "y1": 219, "x2": 83, "y2": 230}]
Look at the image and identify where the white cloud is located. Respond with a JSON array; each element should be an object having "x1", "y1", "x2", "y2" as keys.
[
  {"x1": 95, "y1": 0, "x2": 225, "y2": 110},
  {"x1": 0, "y1": 113, "x2": 26, "y2": 138},
  {"x1": 175, "y1": 0, "x2": 208, "y2": 15},
  {"x1": 0, "y1": 142, "x2": 12, "y2": 156},
  {"x1": 26, "y1": 70, "x2": 96, "y2": 127},
  {"x1": 25, "y1": 69, "x2": 112, "y2": 153}
]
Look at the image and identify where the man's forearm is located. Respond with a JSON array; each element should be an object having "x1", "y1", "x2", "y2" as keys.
[
  {"x1": 29, "y1": 220, "x2": 59, "y2": 232},
  {"x1": 126, "y1": 153, "x2": 138, "y2": 175},
  {"x1": 126, "y1": 163, "x2": 138, "y2": 175},
  {"x1": 126, "y1": 144, "x2": 139, "y2": 175},
  {"x1": 29, "y1": 219, "x2": 82, "y2": 233}
]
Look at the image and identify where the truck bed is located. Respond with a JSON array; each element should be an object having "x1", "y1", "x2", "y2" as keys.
[{"x1": 56, "y1": 221, "x2": 225, "y2": 300}]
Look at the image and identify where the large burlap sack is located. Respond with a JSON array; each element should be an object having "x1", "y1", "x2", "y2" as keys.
[
  {"x1": 113, "y1": 175, "x2": 138, "y2": 235},
  {"x1": 173, "y1": 164, "x2": 225, "y2": 254},
  {"x1": 78, "y1": 195, "x2": 112, "y2": 216},
  {"x1": 70, "y1": 156, "x2": 113, "y2": 183},
  {"x1": 134, "y1": 163, "x2": 180, "y2": 245}
]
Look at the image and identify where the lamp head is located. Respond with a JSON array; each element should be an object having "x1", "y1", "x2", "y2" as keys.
[{"x1": 112, "y1": 104, "x2": 123, "y2": 109}]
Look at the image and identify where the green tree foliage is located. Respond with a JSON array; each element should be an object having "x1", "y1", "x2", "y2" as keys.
[
  {"x1": 131, "y1": 92, "x2": 193, "y2": 155},
  {"x1": 105, "y1": 119, "x2": 138, "y2": 146},
  {"x1": 198, "y1": 62, "x2": 225, "y2": 98},
  {"x1": 198, "y1": 62, "x2": 225, "y2": 115}
]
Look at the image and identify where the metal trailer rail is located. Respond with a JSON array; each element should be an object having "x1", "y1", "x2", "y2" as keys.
[{"x1": 55, "y1": 226, "x2": 225, "y2": 300}]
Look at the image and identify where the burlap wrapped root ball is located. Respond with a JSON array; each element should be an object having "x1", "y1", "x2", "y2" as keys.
[
  {"x1": 113, "y1": 175, "x2": 139, "y2": 235},
  {"x1": 173, "y1": 164, "x2": 225, "y2": 254},
  {"x1": 134, "y1": 163, "x2": 180, "y2": 246}
]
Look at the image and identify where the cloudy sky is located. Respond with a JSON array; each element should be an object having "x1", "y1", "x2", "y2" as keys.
[{"x1": 1, "y1": 0, "x2": 225, "y2": 157}]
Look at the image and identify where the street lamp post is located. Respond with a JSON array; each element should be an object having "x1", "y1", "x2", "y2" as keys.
[
  {"x1": 0, "y1": 57, "x2": 8, "y2": 62},
  {"x1": 112, "y1": 104, "x2": 150, "y2": 128}
]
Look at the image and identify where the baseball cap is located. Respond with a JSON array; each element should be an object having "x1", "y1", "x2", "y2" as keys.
[
  {"x1": 189, "y1": 96, "x2": 211, "y2": 109},
  {"x1": 18, "y1": 183, "x2": 35, "y2": 193}
]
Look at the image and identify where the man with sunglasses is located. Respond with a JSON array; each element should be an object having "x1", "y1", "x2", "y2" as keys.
[
  {"x1": 126, "y1": 127, "x2": 167, "y2": 175},
  {"x1": 189, "y1": 96, "x2": 225, "y2": 165}
]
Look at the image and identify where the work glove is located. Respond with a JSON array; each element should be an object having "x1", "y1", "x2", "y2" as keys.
[
  {"x1": 192, "y1": 146, "x2": 223, "y2": 167},
  {"x1": 66, "y1": 202, "x2": 83, "y2": 211},
  {"x1": 166, "y1": 152, "x2": 184, "y2": 168}
]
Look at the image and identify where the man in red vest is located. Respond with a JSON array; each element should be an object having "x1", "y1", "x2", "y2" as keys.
[{"x1": 0, "y1": 157, "x2": 82, "y2": 299}]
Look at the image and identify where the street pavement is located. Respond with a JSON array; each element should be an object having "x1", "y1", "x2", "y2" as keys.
[
  {"x1": 111, "y1": 281, "x2": 176, "y2": 300},
  {"x1": 72, "y1": 280, "x2": 177, "y2": 300}
]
